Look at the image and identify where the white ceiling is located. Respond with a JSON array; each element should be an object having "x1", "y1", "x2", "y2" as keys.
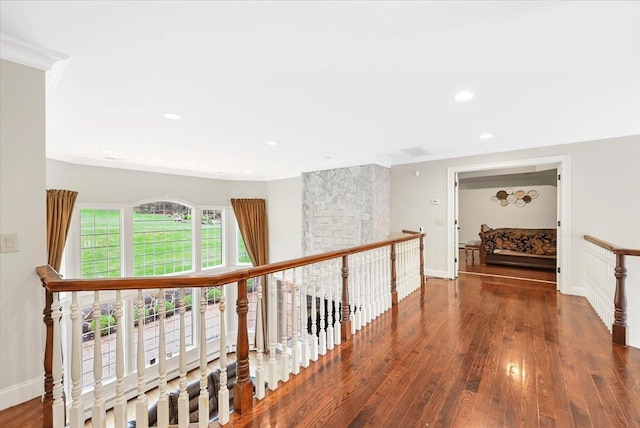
[{"x1": 2, "y1": 1, "x2": 639, "y2": 181}]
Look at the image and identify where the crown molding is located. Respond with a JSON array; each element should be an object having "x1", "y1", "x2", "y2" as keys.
[{"x1": 0, "y1": 33, "x2": 69, "y2": 93}]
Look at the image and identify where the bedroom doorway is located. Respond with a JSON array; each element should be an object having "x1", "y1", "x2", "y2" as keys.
[{"x1": 446, "y1": 155, "x2": 572, "y2": 294}]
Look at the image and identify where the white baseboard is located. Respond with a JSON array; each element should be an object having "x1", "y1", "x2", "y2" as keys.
[
  {"x1": 0, "y1": 377, "x2": 41, "y2": 411},
  {"x1": 569, "y1": 286, "x2": 586, "y2": 297},
  {"x1": 425, "y1": 269, "x2": 448, "y2": 279}
]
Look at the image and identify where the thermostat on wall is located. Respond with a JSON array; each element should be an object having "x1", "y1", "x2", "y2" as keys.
[{"x1": 431, "y1": 199, "x2": 440, "y2": 205}]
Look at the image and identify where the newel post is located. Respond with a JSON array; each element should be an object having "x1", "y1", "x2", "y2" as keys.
[
  {"x1": 234, "y1": 279, "x2": 254, "y2": 413},
  {"x1": 340, "y1": 255, "x2": 351, "y2": 342},
  {"x1": 43, "y1": 289, "x2": 54, "y2": 428},
  {"x1": 613, "y1": 254, "x2": 628, "y2": 346},
  {"x1": 390, "y1": 243, "x2": 398, "y2": 305}
]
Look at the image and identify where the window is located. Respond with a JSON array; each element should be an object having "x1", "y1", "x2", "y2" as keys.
[
  {"x1": 80, "y1": 209, "x2": 121, "y2": 278},
  {"x1": 201, "y1": 209, "x2": 223, "y2": 269},
  {"x1": 237, "y1": 227, "x2": 251, "y2": 265},
  {"x1": 133, "y1": 202, "x2": 193, "y2": 276}
]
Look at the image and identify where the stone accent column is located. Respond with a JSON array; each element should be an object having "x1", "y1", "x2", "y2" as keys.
[{"x1": 302, "y1": 164, "x2": 390, "y2": 255}]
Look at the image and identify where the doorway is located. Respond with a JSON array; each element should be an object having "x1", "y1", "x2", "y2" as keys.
[{"x1": 446, "y1": 155, "x2": 572, "y2": 294}]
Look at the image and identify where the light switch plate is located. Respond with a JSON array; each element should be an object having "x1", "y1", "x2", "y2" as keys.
[{"x1": 1, "y1": 234, "x2": 19, "y2": 253}]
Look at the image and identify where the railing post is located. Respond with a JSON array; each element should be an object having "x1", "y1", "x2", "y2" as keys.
[
  {"x1": 420, "y1": 235, "x2": 426, "y2": 289},
  {"x1": 340, "y1": 255, "x2": 351, "y2": 342},
  {"x1": 43, "y1": 289, "x2": 55, "y2": 428},
  {"x1": 390, "y1": 243, "x2": 398, "y2": 305},
  {"x1": 613, "y1": 254, "x2": 628, "y2": 346},
  {"x1": 234, "y1": 279, "x2": 253, "y2": 414}
]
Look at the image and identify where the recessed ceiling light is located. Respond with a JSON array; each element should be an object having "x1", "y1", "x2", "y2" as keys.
[
  {"x1": 101, "y1": 149, "x2": 112, "y2": 154},
  {"x1": 479, "y1": 133, "x2": 493, "y2": 139},
  {"x1": 244, "y1": 170, "x2": 251, "y2": 174},
  {"x1": 163, "y1": 113, "x2": 182, "y2": 120},
  {"x1": 454, "y1": 91, "x2": 474, "y2": 102},
  {"x1": 187, "y1": 162, "x2": 196, "y2": 166},
  {"x1": 266, "y1": 141, "x2": 278, "y2": 146}
]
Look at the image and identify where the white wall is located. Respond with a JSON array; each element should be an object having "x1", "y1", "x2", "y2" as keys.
[
  {"x1": 0, "y1": 60, "x2": 48, "y2": 409},
  {"x1": 458, "y1": 185, "x2": 557, "y2": 243},
  {"x1": 390, "y1": 135, "x2": 640, "y2": 348},
  {"x1": 267, "y1": 177, "x2": 303, "y2": 262},
  {"x1": 46, "y1": 159, "x2": 268, "y2": 206}
]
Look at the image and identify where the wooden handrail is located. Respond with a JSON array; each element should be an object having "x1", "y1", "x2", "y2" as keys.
[
  {"x1": 584, "y1": 235, "x2": 639, "y2": 347},
  {"x1": 584, "y1": 235, "x2": 640, "y2": 257},
  {"x1": 38, "y1": 231, "x2": 426, "y2": 427},
  {"x1": 37, "y1": 232, "x2": 426, "y2": 293}
]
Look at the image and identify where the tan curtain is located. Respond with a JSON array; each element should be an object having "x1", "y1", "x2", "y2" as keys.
[
  {"x1": 231, "y1": 198, "x2": 269, "y2": 350},
  {"x1": 46, "y1": 189, "x2": 78, "y2": 271}
]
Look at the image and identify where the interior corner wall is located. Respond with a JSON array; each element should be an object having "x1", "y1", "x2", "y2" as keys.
[
  {"x1": 458, "y1": 185, "x2": 557, "y2": 243},
  {"x1": 302, "y1": 165, "x2": 390, "y2": 256},
  {"x1": 0, "y1": 60, "x2": 48, "y2": 409},
  {"x1": 267, "y1": 177, "x2": 303, "y2": 263},
  {"x1": 389, "y1": 134, "x2": 640, "y2": 348}
]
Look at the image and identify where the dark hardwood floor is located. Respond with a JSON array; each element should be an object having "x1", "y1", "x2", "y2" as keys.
[{"x1": 2, "y1": 276, "x2": 638, "y2": 427}]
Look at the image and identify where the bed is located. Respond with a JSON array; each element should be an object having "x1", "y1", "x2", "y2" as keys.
[{"x1": 478, "y1": 224, "x2": 557, "y2": 271}]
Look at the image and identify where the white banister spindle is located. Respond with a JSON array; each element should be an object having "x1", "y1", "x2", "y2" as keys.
[
  {"x1": 177, "y1": 288, "x2": 188, "y2": 428},
  {"x1": 92, "y1": 291, "x2": 106, "y2": 427},
  {"x1": 301, "y1": 267, "x2": 311, "y2": 368},
  {"x1": 69, "y1": 292, "x2": 84, "y2": 428},
  {"x1": 334, "y1": 258, "x2": 341, "y2": 346},
  {"x1": 586, "y1": 241, "x2": 616, "y2": 332},
  {"x1": 256, "y1": 277, "x2": 266, "y2": 399},
  {"x1": 157, "y1": 291, "x2": 169, "y2": 427},
  {"x1": 198, "y1": 290, "x2": 209, "y2": 428},
  {"x1": 218, "y1": 290, "x2": 229, "y2": 425},
  {"x1": 375, "y1": 249, "x2": 383, "y2": 317},
  {"x1": 309, "y1": 266, "x2": 319, "y2": 362},
  {"x1": 114, "y1": 291, "x2": 126, "y2": 428},
  {"x1": 267, "y1": 274, "x2": 279, "y2": 390},
  {"x1": 292, "y1": 268, "x2": 301, "y2": 374},
  {"x1": 351, "y1": 256, "x2": 359, "y2": 334},
  {"x1": 318, "y1": 261, "x2": 327, "y2": 356},
  {"x1": 51, "y1": 293, "x2": 65, "y2": 428},
  {"x1": 326, "y1": 259, "x2": 335, "y2": 351},
  {"x1": 280, "y1": 271, "x2": 290, "y2": 383},
  {"x1": 365, "y1": 253, "x2": 373, "y2": 325},
  {"x1": 135, "y1": 290, "x2": 148, "y2": 428}
]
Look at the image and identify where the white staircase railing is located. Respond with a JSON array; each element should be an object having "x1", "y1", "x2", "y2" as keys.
[{"x1": 38, "y1": 231, "x2": 426, "y2": 427}]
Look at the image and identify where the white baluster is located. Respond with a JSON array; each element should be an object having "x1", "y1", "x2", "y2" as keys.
[
  {"x1": 114, "y1": 291, "x2": 126, "y2": 428},
  {"x1": 300, "y1": 267, "x2": 311, "y2": 367},
  {"x1": 218, "y1": 290, "x2": 230, "y2": 425},
  {"x1": 267, "y1": 274, "x2": 279, "y2": 390},
  {"x1": 318, "y1": 261, "x2": 327, "y2": 356},
  {"x1": 309, "y1": 266, "x2": 319, "y2": 362},
  {"x1": 351, "y1": 256, "x2": 358, "y2": 334},
  {"x1": 69, "y1": 292, "x2": 84, "y2": 428},
  {"x1": 365, "y1": 253, "x2": 373, "y2": 325},
  {"x1": 135, "y1": 290, "x2": 148, "y2": 428},
  {"x1": 373, "y1": 248, "x2": 384, "y2": 318},
  {"x1": 92, "y1": 291, "x2": 106, "y2": 427},
  {"x1": 178, "y1": 288, "x2": 188, "y2": 428},
  {"x1": 326, "y1": 259, "x2": 335, "y2": 351},
  {"x1": 198, "y1": 290, "x2": 209, "y2": 428},
  {"x1": 157, "y1": 291, "x2": 169, "y2": 427},
  {"x1": 333, "y1": 258, "x2": 341, "y2": 346},
  {"x1": 256, "y1": 278, "x2": 266, "y2": 399},
  {"x1": 280, "y1": 271, "x2": 290, "y2": 382},
  {"x1": 292, "y1": 269, "x2": 301, "y2": 374},
  {"x1": 51, "y1": 293, "x2": 65, "y2": 428}
]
